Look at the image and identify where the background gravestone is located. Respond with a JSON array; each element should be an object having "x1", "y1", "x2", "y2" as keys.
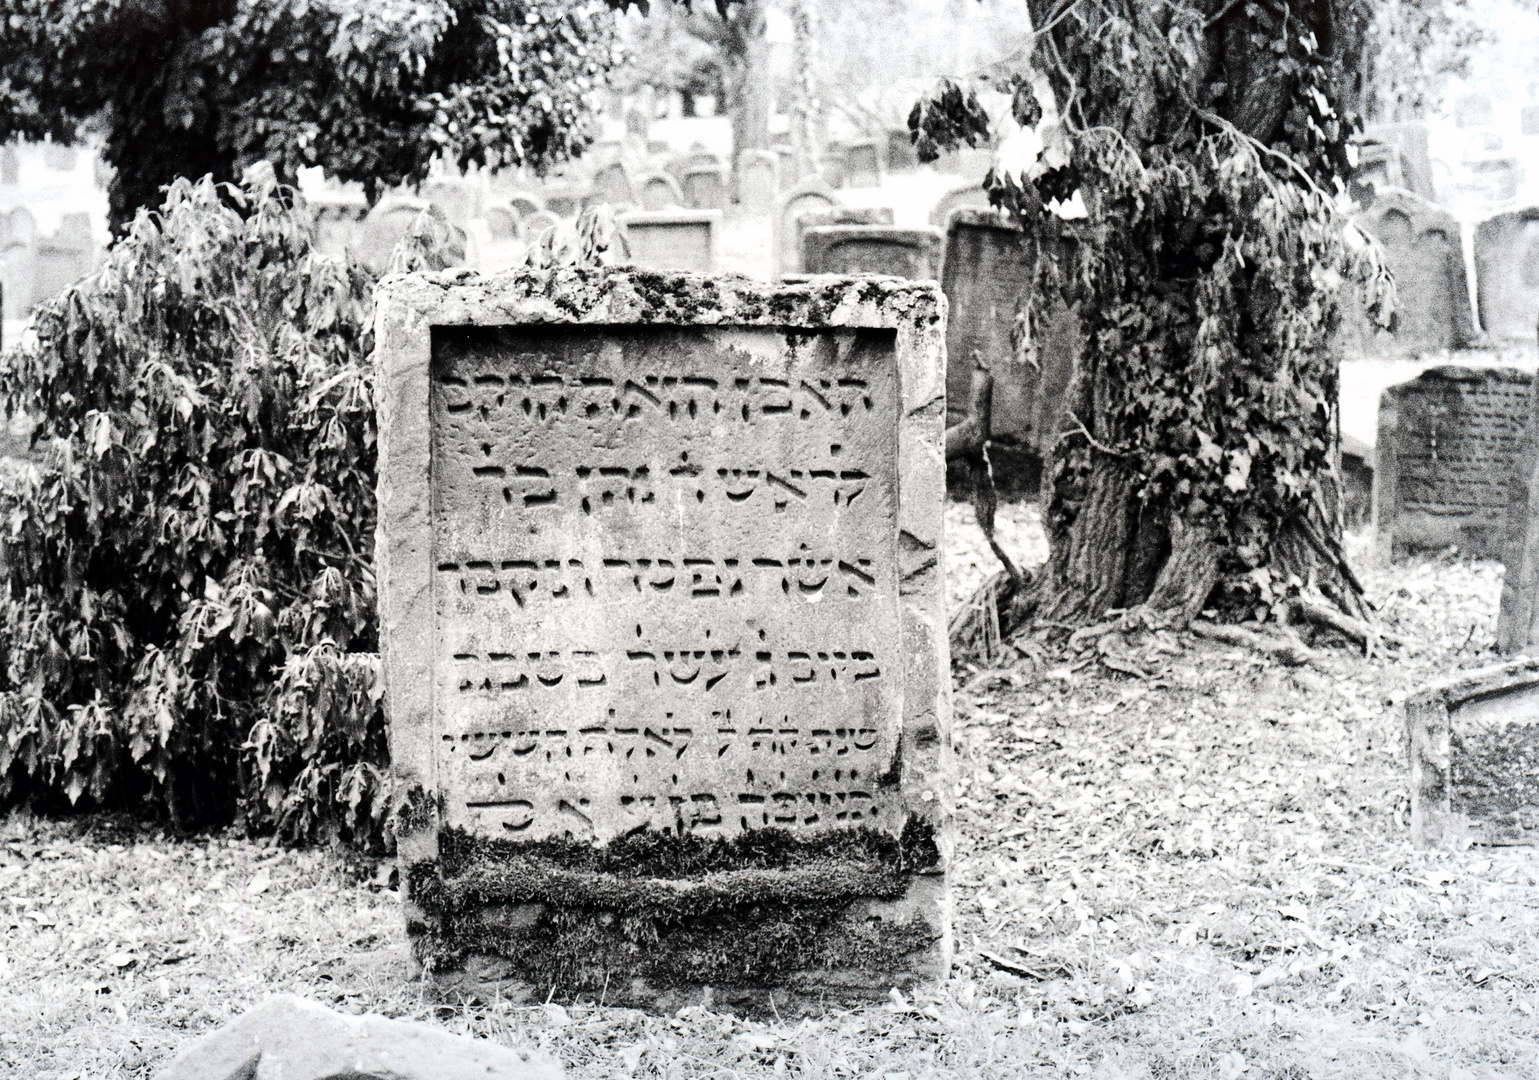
[
  {"x1": 357, "y1": 199, "x2": 466, "y2": 274},
  {"x1": 886, "y1": 129, "x2": 919, "y2": 173},
  {"x1": 637, "y1": 173, "x2": 684, "y2": 211},
  {"x1": 682, "y1": 167, "x2": 728, "y2": 211},
  {"x1": 483, "y1": 202, "x2": 521, "y2": 243},
  {"x1": 1454, "y1": 92, "x2": 1493, "y2": 129},
  {"x1": 374, "y1": 268, "x2": 953, "y2": 1008},
  {"x1": 844, "y1": 140, "x2": 882, "y2": 188},
  {"x1": 617, "y1": 210, "x2": 720, "y2": 273},
  {"x1": 523, "y1": 210, "x2": 561, "y2": 245},
  {"x1": 422, "y1": 177, "x2": 484, "y2": 230},
  {"x1": 1341, "y1": 189, "x2": 1474, "y2": 357},
  {"x1": 792, "y1": 207, "x2": 894, "y2": 279},
  {"x1": 774, "y1": 182, "x2": 840, "y2": 276},
  {"x1": 1500, "y1": 373, "x2": 1539, "y2": 653},
  {"x1": 801, "y1": 225, "x2": 941, "y2": 281},
  {"x1": 737, "y1": 149, "x2": 779, "y2": 213},
  {"x1": 592, "y1": 162, "x2": 635, "y2": 209},
  {"x1": 1475, "y1": 208, "x2": 1539, "y2": 341},
  {"x1": 941, "y1": 208, "x2": 1083, "y2": 497},
  {"x1": 1406, "y1": 658, "x2": 1539, "y2": 848},
  {"x1": 928, "y1": 184, "x2": 995, "y2": 230},
  {"x1": 819, "y1": 148, "x2": 847, "y2": 189},
  {"x1": 1375, "y1": 366, "x2": 1532, "y2": 560},
  {"x1": 507, "y1": 193, "x2": 544, "y2": 220}
]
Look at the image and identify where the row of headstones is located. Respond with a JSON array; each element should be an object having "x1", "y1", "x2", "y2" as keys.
[{"x1": 1344, "y1": 189, "x2": 1539, "y2": 356}]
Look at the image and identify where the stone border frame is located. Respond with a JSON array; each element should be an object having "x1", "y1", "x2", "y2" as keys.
[
  {"x1": 1405, "y1": 657, "x2": 1539, "y2": 847},
  {"x1": 374, "y1": 266, "x2": 954, "y2": 978},
  {"x1": 800, "y1": 225, "x2": 945, "y2": 282},
  {"x1": 615, "y1": 209, "x2": 722, "y2": 274}
]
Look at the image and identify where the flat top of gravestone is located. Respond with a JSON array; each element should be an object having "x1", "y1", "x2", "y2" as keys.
[
  {"x1": 1407, "y1": 656, "x2": 1539, "y2": 710},
  {"x1": 945, "y1": 207, "x2": 1019, "y2": 232},
  {"x1": 1387, "y1": 365, "x2": 1531, "y2": 394},
  {"x1": 617, "y1": 209, "x2": 724, "y2": 226}
]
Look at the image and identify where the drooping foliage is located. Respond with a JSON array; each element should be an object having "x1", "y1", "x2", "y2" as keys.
[
  {"x1": 0, "y1": 175, "x2": 393, "y2": 844},
  {"x1": 0, "y1": 0, "x2": 622, "y2": 230},
  {"x1": 919, "y1": 1, "x2": 1392, "y2": 632}
]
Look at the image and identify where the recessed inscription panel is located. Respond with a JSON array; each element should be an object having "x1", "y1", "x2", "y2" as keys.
[{"x1": 430, "y1": 325, "x2": 902, "y2": 841}]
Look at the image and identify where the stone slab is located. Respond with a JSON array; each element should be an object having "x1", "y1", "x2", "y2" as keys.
[
  {"x1": 153, "y1": 994, "x2": 560, "y2": 1080},
  {"x1": 1341, "y1": 189, "x2": 1473, "y2": 358},
  {"x1": 1475, "y1": 208, "x2": 1539, "y2": 342},
  {"x1": 1406, "y1": 658, "x2": 1539, "y2": 848},
  {"x1": 801, "y1": 225, "x2": 941, "y2": 281},
  {"x1": 373, "y1": 267, "x2": 953, "y2": 1007},
  {"x1": 1500, "y1": 372, "x2": 1539, "y2": 653},
  {"x1": 1374, "y1": 366, "x2": 1532, "y2": 560},
  {"x1": 940, "y1": 209, "x2": 1082, "y2": 466},
  {"x1": 844, "y1": 141, "x2": 882, "y2": 188},
  {"x1": 773, "y1": 181, "x2": 841, "y2": 277},
  {"x1": 617, "y1": 210, "x2": 720, "y2": 274},
  {"x1": 682, "y1": 167, "x2": 728, "y2": 211}
]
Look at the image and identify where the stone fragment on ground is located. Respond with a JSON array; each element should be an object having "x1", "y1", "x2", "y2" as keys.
[{"x1": 153, "y1": 994, "x2": 561, "y2": 1080}]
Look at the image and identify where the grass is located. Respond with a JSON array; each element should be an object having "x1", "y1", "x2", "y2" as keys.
[{"x1": 2, "y1": 515, "x2": 1537, "y2": 1079}]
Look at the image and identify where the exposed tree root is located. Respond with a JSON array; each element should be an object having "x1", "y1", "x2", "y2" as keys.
[
  {"x1": 1188, "y1": 619, "x2": 1319, "y2": 667},
  {"x1": 1283, "y1": 593, "x2": 1401, "y2": 657}
]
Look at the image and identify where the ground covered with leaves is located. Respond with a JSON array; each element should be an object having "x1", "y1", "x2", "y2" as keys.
[{"x1": 2, "y1": 507, "x2": 1536, "y2": 1079}]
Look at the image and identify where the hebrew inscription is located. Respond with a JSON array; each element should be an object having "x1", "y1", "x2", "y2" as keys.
[{"x1": 431, "y1": 325, "x2": 902, "y2": 841}]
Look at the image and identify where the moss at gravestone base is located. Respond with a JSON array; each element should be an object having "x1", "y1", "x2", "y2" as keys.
[{"x1": 407, "y1": 820, "x2": 941, "y2": 991}]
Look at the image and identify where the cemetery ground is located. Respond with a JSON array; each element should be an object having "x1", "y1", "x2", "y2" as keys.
[{"x1": 3, "y1": 511, "x2": 1538, "y2": 1079}]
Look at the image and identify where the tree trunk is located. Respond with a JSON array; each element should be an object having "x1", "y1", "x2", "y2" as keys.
[{"x1": 724, "y1": 0, "x2": 772, "y2": 157}]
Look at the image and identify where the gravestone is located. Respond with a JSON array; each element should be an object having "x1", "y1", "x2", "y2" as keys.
[
  {"x1": 523, "y1": 210, "x2": 561, "y2": 244},
  {"x1": 508, "y1": 193, "x2": 544, "y2": 220},
  {"x1": 844, "y1": 140, "x2": 883, "y2": 188},
  {"x1": 592, "y1": 162, "x2": 634, "y2": 209},
  {"x1": 1365, "y1": 123, "x2": 1435, "y2": 201},
  {"x1": 1406, "y1": 658, "x2": 1539, "y2": 848},
  {"x1": 1341, "y1": 189, "x2": 1473, "y2": 357},
  {"x1": 483, "y1": 202, "x2": 521, "y2": 242},
  {"x1": 1525, "y1": 106, "x2": 1539, "y2": 138},
  {"x1": 617, "y1": 210, "x2": 720, "y2": 273},
  {"x1": 886, "y1": 130, "x2": 919, "y2": 173},
  {"x1": 681, "y1": 167, "x2": 728, "y2": 211},
  {"x1": 374, "y1": 267, "x2": 953, "y2": 1008},
  {"x1": 544, "y1": 189, "x2": 581, "y2": 218},
  {"x1": 637, "y1": 172, "x2": 684, "y2": 211},
  {"x1": 819, "y1": 149, "x2": 847, "y2": 189},
  {"x1": 1454, "y1": 93, "x2": 1493, "y2": 129},
  {"x1": 1374, "y1": 366, "x2": 1532, "y2": 560},
  {"x1": 792, "y1": 207, "x2": 895, "y2": 279},
  {"x1": 357, "y1": 199, "x2": 467, "y2": 274},
  {"x1": 737, "y1": 149, "x2": 779, "y2": 213},
  {"x1": 0, "y1": 146, "x2": 17, "y2": 186},
  {"x1": 1501, "y1": 374, "x2": 1539, "y2": 653},
  {"x1": 422, "y1": 178, "x2": 484, "y2": 230},
  {"x1": 801, "y1": 225, "x2": 941, "y2": 281},
  {"x1": 774, "y1": 181, "x2": 840, "y2": 276},
  {"x1": 1475, "y1": 209, "x2": 1539, "y2": 341},
  {"x1": 941, "y1": 209, "x2": 1082, "y2": 490},
  {"x1": 928, "y1": 184, "x2": 995, "y2": 229}
]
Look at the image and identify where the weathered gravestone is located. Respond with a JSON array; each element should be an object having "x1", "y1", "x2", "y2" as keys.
[
  {"x1": 617, "y1": 210, "x2": 720, "y2": 274},
  {"x1": 637, "y1": 172, "x2": 685, "y2": 211},
  {"x1": 737, "y1": 149, "x2": 780, "y2": 213},
  {"x1": 844, "y1": 140, "x2": 883, "y2": 188},
  {"x1": 886, "y1": 129, "x2": 919, "y2": 174},
  {"x1": 774, "y1": 181, "x2": 840, "y2": 276},
  {"x1": 1341, "y1": 189, "x2": 1474, "y2": 358},
  {"x1": 483, "y1": 202, "x2": 521, "y2": 242},
  {"x1": 802, "y1": 226, "x2": 941, "y2": 281},
  {"x1": 357, "y1": 199, "x2": 467, "y2": 274},
  {"x1": 374, "y1": 267, "x2": 953, "y2": 1008},
  {"x1": 819, "y1": 148, "x2": 847, "y2": 189},
  {"x1": 1499, "y1": 374, "x2": 1539, "y2": 653},
  {"x1": 792, "y1": 207, "x2": 894, "y2": 280},
  {"x1": 940, "y1": 209, "x2": 1082, "y2": 495},
  {"x1": 682, "y1": 166, "x2": 729, "y2": 211},
  {"x1": 1475, "y1": 208, "x2": 1539, "y2": 341},
  {"x1": 422, "y1": 177, "x2": 484, "y2": 230},
  {"x1": 1374, "y1": 366, "x2": 1532, "y2": 560},
  {"x1": 523, "y1": 210, "x2": 561, "y2": 245},
  {"x1": 1406, "y1": 658, "x2": 1539, "y2": 848},
  {"x1": 928, "y1": 185, "x2": 995, "y2": 230},
  {"x1": 592, "y1": 162, "x2": 635, "y2": 209}
]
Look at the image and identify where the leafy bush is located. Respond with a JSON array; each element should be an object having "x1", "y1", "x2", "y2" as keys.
[{"x1": 0, "y1": 175, "x2": 392, "y2": 846}]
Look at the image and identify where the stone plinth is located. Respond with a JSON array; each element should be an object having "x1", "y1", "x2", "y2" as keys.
[{"x1": 374, "y1": 268, "x2": 953, "y2": 1010}]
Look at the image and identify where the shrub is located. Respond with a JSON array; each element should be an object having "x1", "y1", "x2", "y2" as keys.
[{"x1": 0, "y1": 174, "x2": 393, "y2": 846}]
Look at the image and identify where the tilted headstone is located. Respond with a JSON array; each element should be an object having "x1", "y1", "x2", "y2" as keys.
[
  {"x1": 940, "y1": 209, "x2": 1082, "y2": 467},
  {"x1": 1341, "y1": 189, "x2": 1473, "y2": 357},
  {"x1": 1374, "y1": 366, "x2": 1532, "y2": 560},
  {"x1": 374, "y1": 268, "x2": 953, "y2": 1006},
  {"x1": 844, "y1": 140, "x2": 883, "y2": 188},
  {"x1": 1454, "y1": 93, "x2": 1493, "y2": 129},
  {"x1": 773, "y1": 181, "x2": 840, "y2": 276},
  {"x1": 617, "y1": 210, "x2": 720, "y2": 273},
  {"x1": 637, "y1": 172, "x2": 684, "y2": 211},
  {"x1": 1475, "y1": 208, "x2": 1539, "y2": 341},
  {"x1": 592, "y1": 162, "x2": 635, "y2": 209},
  {"x1": 737, "y1": 149, "x2": 780, "y2": 213},
  {"x1": 1405, "y1": 658, "x2": 1539, "y2": 848},
  {"x1": 886, "y1": 129, "x2": 919, "y2": 173},
  {"x1": 927, "y1": 184, "x2": 994, "y2": 229},
  {"x1": 801, "y1": 225, "x2": 941, "y2": 281},
  {"x1": 681, "y1": 166, "x2": 728, "y2": 211}
]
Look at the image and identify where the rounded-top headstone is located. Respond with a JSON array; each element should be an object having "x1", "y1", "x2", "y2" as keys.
[
  {"x1": 928, "y1": 183, "x2": 994, "y2": 229},
  {"x1": 636, "y1": 172, "x2": 684, "y2": 212},
  {"x1": 773, "y1": 180, "x2": 840, "y2": 275}
]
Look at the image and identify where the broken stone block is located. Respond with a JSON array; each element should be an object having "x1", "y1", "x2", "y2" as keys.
[{"x1": 153, "y1": 994, "x2": 561, "y2": 1080}]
